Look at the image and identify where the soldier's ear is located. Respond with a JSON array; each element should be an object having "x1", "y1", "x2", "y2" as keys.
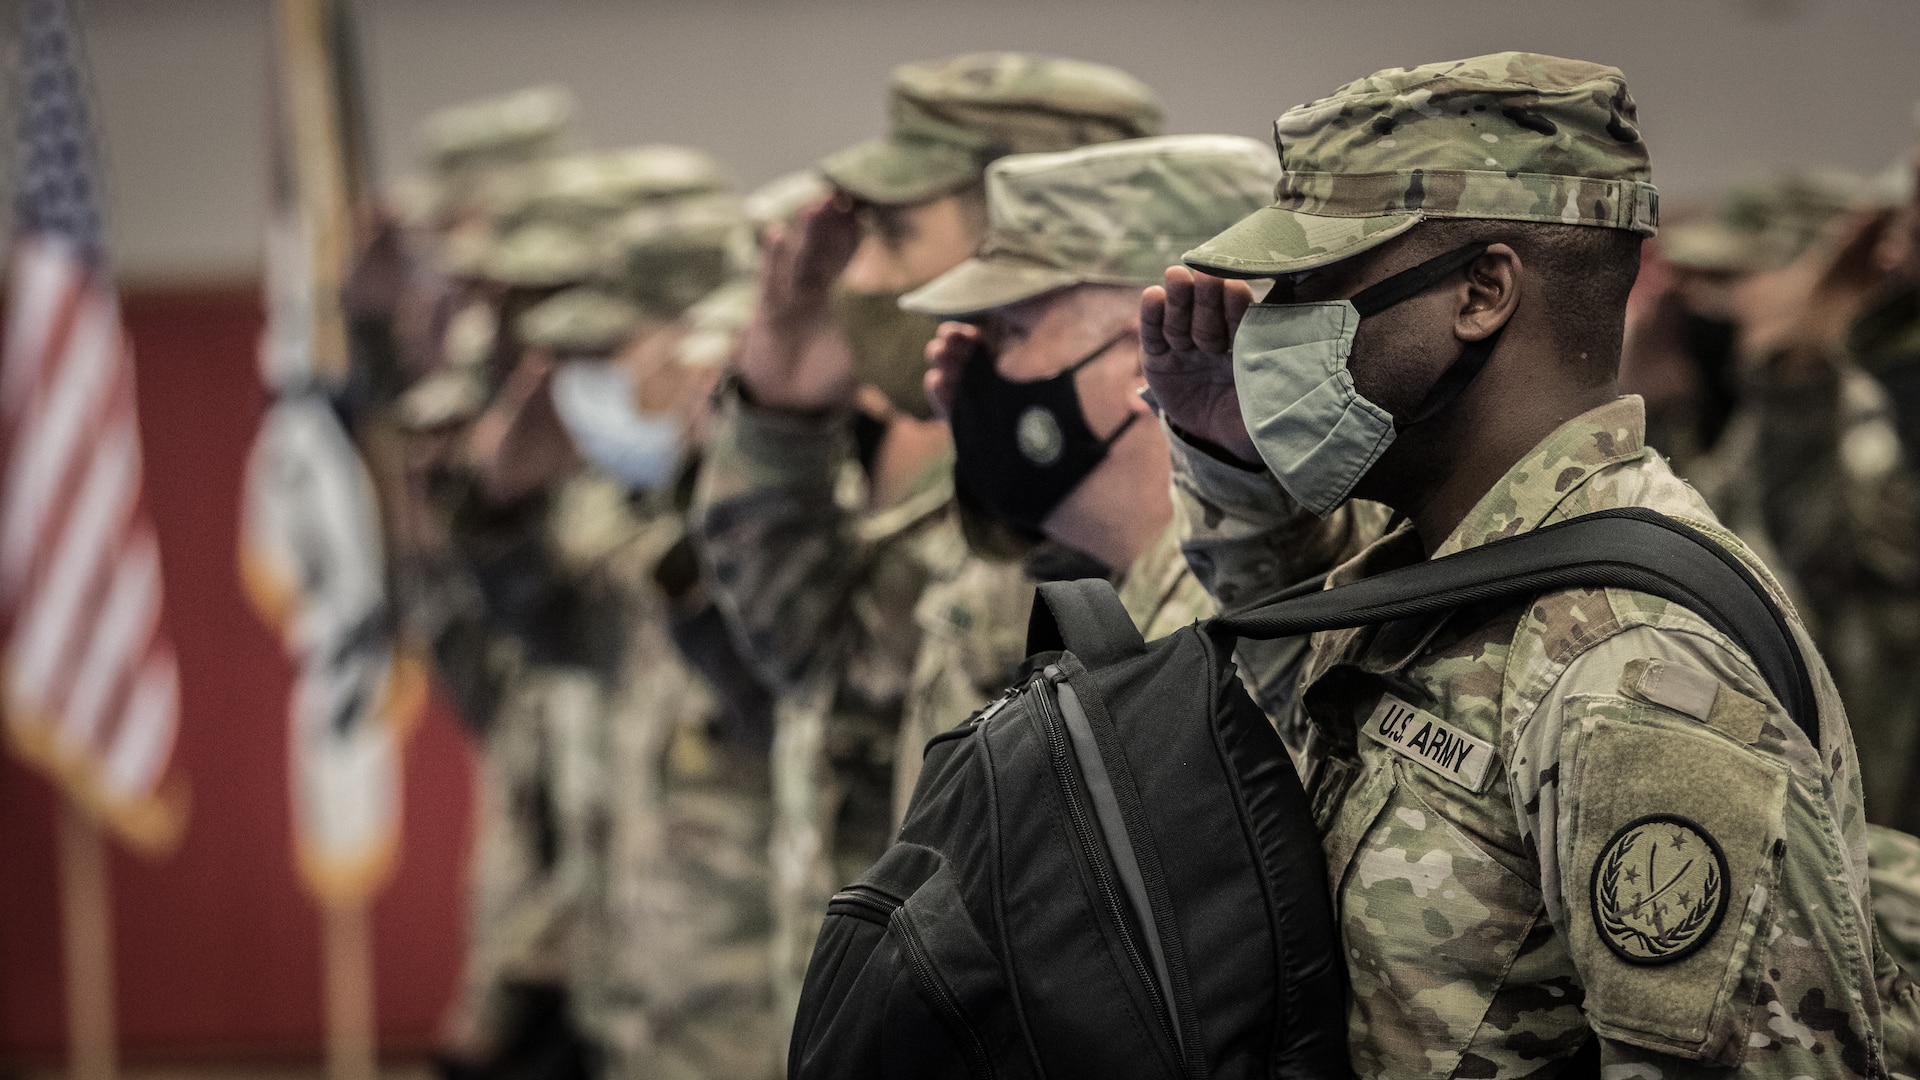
[{"x1": 1457, "y1": 243, "x2": 1521, "y2": 342}]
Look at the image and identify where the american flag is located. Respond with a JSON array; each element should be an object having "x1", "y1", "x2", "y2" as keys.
[{"x1": 1, "y1": 0, "x2": 184, "y2": 853}]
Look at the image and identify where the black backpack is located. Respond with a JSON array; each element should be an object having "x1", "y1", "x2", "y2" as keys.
[{"x1": 788, "y1": 508, "x2": 1816, "y2": 1080}]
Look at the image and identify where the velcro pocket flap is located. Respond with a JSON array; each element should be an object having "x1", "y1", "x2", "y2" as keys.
[{"x1": 1566, "y1": 700, "x2": 1788, "y2": 1062}]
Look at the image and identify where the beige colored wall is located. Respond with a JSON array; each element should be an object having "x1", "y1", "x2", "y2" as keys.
[{"x1": 60, "y1": 0, "x2": 1920, "y2": 280}]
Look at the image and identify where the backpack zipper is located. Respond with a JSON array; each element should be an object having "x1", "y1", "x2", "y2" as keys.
[
  {"x1": 894, "y1": 905, "x2": 998, "y2": 1079},
  {"x1": 1026, "y1": 673, "x2": 1184, "y2": 1064}
]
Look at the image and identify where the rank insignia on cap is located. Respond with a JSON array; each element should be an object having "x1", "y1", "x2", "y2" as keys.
[
  {"x1": 1017, "y1": 406, "x2": 1064, "y2": 465},
  {"x1": 1590, "y1": 814, "x2": 1729, "y2": 965}
]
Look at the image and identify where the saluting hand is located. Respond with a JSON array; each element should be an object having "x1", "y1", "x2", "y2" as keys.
[
  {"x1": 1140, "y1": 267, "x2": 1261, "y2": 465},
  {"x1": 922, "y1": 321, "x2": 983, "y2": 423},
  {"x1": 737, "y1": 193, "x2": 864, "y2": 411}
]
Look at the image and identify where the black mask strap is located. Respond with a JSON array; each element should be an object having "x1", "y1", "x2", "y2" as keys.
[
  {"x1": 1350, "y1": 242, "x2": 1489, "y2": 318},
  {"x1": 1057, "y1": 329, "x2": 1140, "y2": 447},
  {"x1": 1340, "y1": 241, "x2": 1505, "y2": 431},
  {"x1": 1065, "y1": 330, "x2": 1130, "y2": 374},
  {"x1": 1399, "y1": 326, "x2": 1505, "y2": 429}
]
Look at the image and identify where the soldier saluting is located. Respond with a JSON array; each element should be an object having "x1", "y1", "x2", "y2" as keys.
[{"x1": 1141, "y1": 53, "x2": 1919, "y2": 1076}]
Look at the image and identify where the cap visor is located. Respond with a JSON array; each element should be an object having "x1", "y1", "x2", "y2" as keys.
[
  {"x1": 817, "y1": 136, "x2": 978, "y2": 206},
  {"x1": 1182, "y1": 206, "x2": 1422, "y2": 278},
  {"x1": 901, "y1": 257, "x2": 1082, "y2": 319}
]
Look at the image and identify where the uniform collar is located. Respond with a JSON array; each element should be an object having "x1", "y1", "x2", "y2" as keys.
[
  {"x1": 1431, "y1": 395, "x2": 1650, "y2": 559},
  {"x1": 1301, "y1": 395, "x2": 1651, "y2": 687}
]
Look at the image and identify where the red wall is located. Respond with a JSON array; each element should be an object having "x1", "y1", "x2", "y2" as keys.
[{"x1": 0, "y1": 287, "x2": 474, "y2": 1066}]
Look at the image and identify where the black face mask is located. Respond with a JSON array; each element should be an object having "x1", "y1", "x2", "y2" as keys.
[{"x1": 949, "y1": 331, "x2": 1137, "y2": 534}]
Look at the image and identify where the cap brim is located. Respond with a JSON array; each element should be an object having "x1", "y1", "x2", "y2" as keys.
[
  {"x1": 397, "y1": 371, "x2": 486, "y2": 431},
  {"x1": 900, "y1": 256, "x2": 1082, "y2": 319},
  {"x1": 1658, "y1": 222, "x2": 1755, "y2": 273},
  {"x1": 817, "y1": 136, "x2": 979, "y2": 206},
  {"x1": 1182, "y1": 206, "x2": 1423, "y2": 278}
]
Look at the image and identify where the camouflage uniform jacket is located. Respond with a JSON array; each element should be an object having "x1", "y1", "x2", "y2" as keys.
[
  {"x1": 1174, "y1": 395, "x2": 1919, "y2": 1076},
  {"x1": 894, "y1": 547, "x2": 1038, "y2": 825},
  {"x1": 892, "y1": 518, "x2": 1218, "y2": 826},
  {"x1": 1871, "y1": 825, "x2": 1920, "y2": 982},
  {"x1": 1117, "y1": 513, "x2": 1217, "y2": 640},
  {"x1": 552, "y1": 475, "x2": 780, "y2": 1080},
  {"x1": 1690, "y1": 346, "x2": 1920, "y2": 834},
  {"x1": 444, "y1": 476, "x2": 610, "y2": 1053},
  {"x1": 692, "y1": 391, "x2": 973, "y2": 1026}
]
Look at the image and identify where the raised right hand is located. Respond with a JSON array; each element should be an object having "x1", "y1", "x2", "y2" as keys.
[
  {"x1": 1140, "y1": 266, "x2": 1261, "y2": 465},
  {"x1": 922, "y1": 320, "x2": 983, "y2": 423},
  {"x1": 736, "y1": 193, "x2": 864, "y2": 411}
]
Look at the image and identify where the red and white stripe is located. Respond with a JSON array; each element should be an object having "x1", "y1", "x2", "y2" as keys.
[{"x1": 1, "y1": 234, "x2": 179, "y2": 809}]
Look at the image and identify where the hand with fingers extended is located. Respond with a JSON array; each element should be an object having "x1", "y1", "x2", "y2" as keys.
[
  {"x1": 737, "y1": 193, "x2": 864, "y2": 411},
  {"x1": 1140, "y1": 266, "x2": 1261, "y2": 465},
  {"x1": 922, "y1": 320, "x2": 984, "y2": 423}
]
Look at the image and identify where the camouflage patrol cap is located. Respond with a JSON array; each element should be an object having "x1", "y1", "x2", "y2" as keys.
[
  {"x1": 743, "y1": 169, "x2": 832, "y2": 232},
  {"x1": 396, "y1": 368, "x2": 488, "y2": 431},
  {"x1": 604, "y1": 193, "x2": 751, "y2": 318},
  {"x1": 513, "y1": 146, "x2": 730, "y2": 228},
  {"x1": 903, "y1": 135, "x2": 1280, "y2": 318},
  {"x1": 1664, "y1": 171, "x2": 1869, "y2": 273},
  {"x1": 438, "y1": 225, "x2": 497, "y2": 280},
  {"x1": 1186, "y1": 52, "x2": 1660, "y2": 278},
  {"x1": 484, "y1": 221, "x2": 598, "y2": 287},
  {"x1": 1867, "y1": 152, "x2": 1917, "y2": 210},
  {"x1": 819, "y1": 52, "x2": 1164, "y2": 206},
  {"x1": 422, "y1": 85, "x2": 577, "y2": 178},
  {"x1": 676, "y1": 278, "x2": 757, "y2": 369},
  {"x1": 516, "y1": 287, "x2": 644, "y2": 357},
  {"x1": 386, "y1": 174, "x2": 438, "y2": 231}
]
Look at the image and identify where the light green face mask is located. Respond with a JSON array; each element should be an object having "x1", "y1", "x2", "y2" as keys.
[
  {"x1": 1232, "y1": 300, "x2": 1394, "y2": 518},
  {"x1": 1231, "y1": 242, "x2": 1497, "y2": 517},
  {"x1": 831, "y1": 286, "x2": 942, "y2": 420}
]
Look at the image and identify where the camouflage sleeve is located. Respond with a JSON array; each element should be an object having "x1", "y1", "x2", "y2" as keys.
[
  {"x1": 691, "y1": 387, "x2": 867, "y2": 691},
  {"x1": 398, "y1": 555, "x2": 511, "y2": 734},
  {"x1": 1867, "y1": 825, "x2": 1920, "y2": 1068},
  {"x1": 1510, "y1": 619, "x2": 1894, "y2": 1074},
  {"x1": 1167, "y1": 422, "x2": 1387, "y2": 733},
  {"x1": 1870, "y1": 824, "x2": 1920, "y2": 976}
]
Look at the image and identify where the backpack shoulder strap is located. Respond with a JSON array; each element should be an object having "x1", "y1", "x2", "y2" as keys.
[
  {"x1": 1027, "y1": 579, "x2": 1147, "y2": 667},
  {"x1": 1211, "y1": 507, "x2": 1819, "y2": 743}
]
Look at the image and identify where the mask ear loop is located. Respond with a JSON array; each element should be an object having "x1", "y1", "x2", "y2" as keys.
[
  {"x1": 1350, "y1": 242, "x2": 1489, "y2": 318},
  {"x1": 1064, "y1": 330, "x2": 1132, "y2": 374},
  {"x1": 1341, "y1": 241, "x2": 1504, "y2": 431},
  {"x1": 1066, "y1": 330, "x2": 1143, "y2": 449},
  {"x1": 1400, "y1": 325, "x2": 1505, "y2": 428}
]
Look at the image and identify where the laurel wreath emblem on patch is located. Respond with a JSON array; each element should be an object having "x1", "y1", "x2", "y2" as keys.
[
  {"x1": 1590, "y1": 814, "x2": 1729, "y2": 965},
  {"x1": 1016, "y1": 406, "x2": 1064, "y2": 466}
]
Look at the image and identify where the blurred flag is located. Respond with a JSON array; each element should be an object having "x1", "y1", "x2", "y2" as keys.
[
  {"x1": 241, "y1": 0, "x2": 422, "y2": 905},
  {"x1": 0, "y1": 0, "x2": 186, "y2": 855}
]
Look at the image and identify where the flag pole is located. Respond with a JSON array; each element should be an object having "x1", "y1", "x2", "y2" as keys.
[
  {"x1": 268, "y1": 3, "x2": 385, "y2": 1076},
  {"x1": 7, "y1": 3, "x2": 186, "y2": 1073},
  {"x1": 323, "y1": 900, "x2": 378, "y2": 1080},
  {"x1": 56, "y1": 801, "x2": 117, "y2": 1080}
]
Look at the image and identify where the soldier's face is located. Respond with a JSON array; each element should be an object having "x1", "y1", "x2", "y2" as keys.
[
  {"x1": 1275, "y1": 240, "x2": 1469, "y2": 423},
  {"x1": 979, "y1": 286, "x2": 1147, "y2": 444},
  {"x1": 841, "y1": 194, "x2": 986, "y2": 293}
]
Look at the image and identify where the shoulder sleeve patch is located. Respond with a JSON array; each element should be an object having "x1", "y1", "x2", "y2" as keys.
[
  {"x1": 1565, "y1": 698, "x2": 1788, "y2": 1062},
  {"x1": 1591, "y1": 814, "x2": 1730, "y2": 965}
]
